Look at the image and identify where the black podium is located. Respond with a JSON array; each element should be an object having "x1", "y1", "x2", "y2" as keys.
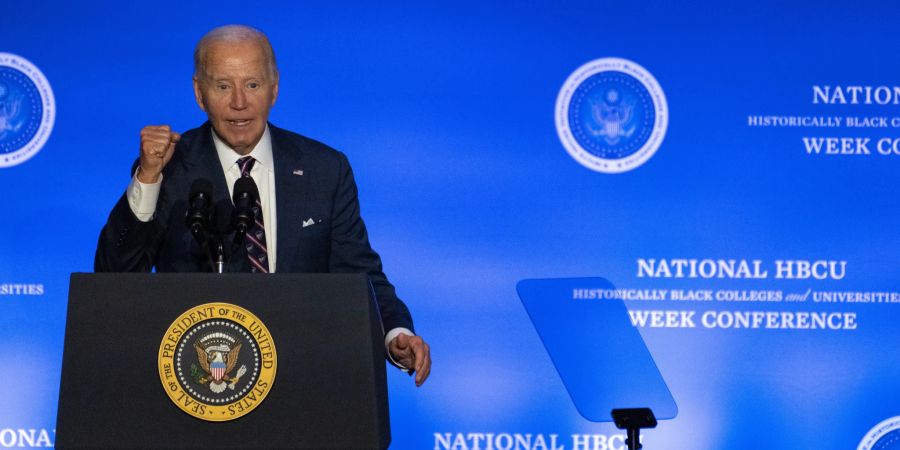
[{"x1": 56, "y1": 273, "x2": 390, "y2": 449}]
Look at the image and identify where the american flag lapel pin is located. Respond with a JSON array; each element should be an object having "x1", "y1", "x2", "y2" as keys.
[{"x1": 292, "y1": 169, "x2": 304, "y2": 176}]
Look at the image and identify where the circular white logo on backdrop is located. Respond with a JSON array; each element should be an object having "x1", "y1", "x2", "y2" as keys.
[
  {"x1": 0, "y1": 53, "x2": 55, "y2": 168},
  {"x1": 555, "y1": 57, "x2": 667, "y2": 174},
  {"x1": 859, "y1": 416, "x2": 900, "y2": 450}
]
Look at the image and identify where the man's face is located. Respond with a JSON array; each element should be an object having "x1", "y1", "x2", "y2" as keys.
[{"x1": 193, "y1": 40, "x2": 278, "y2": 155}]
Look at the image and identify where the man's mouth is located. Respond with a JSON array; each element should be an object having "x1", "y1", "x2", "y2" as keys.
[{"x1": 227, "y1": 119, "x2": 252, "y2": 127}]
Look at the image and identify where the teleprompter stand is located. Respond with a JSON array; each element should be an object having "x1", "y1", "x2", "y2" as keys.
[
  {"x1": 612, "y1": 408, "x2": 657, "y2": 450},
  {"x1": 57, "y1": 273, "x2": 390, "y2": 449},
  {"x1": 517, "y1": 278, "x2": 677, "y2": 450}
]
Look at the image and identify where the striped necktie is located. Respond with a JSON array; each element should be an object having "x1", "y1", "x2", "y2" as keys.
[{"x1": 238, "y1": 156, "x2": 269, "y2": 273}]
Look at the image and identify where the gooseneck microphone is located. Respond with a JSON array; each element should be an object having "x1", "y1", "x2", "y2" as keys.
[
  {"x1": 231, "y1": 176, "x2": 260, "y2": 240},
  {"x1": 185, "y1": 178, "x2": 216, "y2": 271}
]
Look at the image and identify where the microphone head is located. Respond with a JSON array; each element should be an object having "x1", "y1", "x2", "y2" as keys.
[
  {"x1": 190, "y1": 178, "x2": 214, "y2": 199},
  {"x1": 185, "y1": 178, "x2": 215, "y2": 239},
  {"x1": 232, "y1": 176, "x2": 259, "y2": 201},
  {"x1": 231, "y1": 176, "x2": 259, "y2": 235}
]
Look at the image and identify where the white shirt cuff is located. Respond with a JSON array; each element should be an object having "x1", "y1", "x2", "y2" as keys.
[
  {"x1": 385, "y1": 327, "x2": 414, "y2": 371},
  {"x1": 127, "y1": 169, "x2": 162, "y2": 222}
]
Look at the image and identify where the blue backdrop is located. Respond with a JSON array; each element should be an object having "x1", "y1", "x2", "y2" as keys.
[{"x1": 2, "y1": 1, "x2": 899, "y2": 448}]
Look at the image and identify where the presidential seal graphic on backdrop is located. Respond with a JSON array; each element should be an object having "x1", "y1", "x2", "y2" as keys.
[
  {"x1": 859, "y1": 416, "x2": 900, "y2": 450},
  {"x1": 158, "y1": 303, "x2": 277, "y2": 422},
  {"x1": 0, "y1": 53, "x2": 55, "y2": 168},
  {"x1": 555, "y1": 57, "x2": 667, "y2": 173}
]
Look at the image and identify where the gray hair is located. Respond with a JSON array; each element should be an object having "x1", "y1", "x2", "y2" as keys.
[{"x1": 193, "y1": 25, "x2": 278, "y2": 80}]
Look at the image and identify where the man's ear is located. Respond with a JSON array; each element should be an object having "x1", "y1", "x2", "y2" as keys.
[
  {"x1": 193, "y1": 77, "x2": 207, "y2": 112},
  {"x1": 271, "y1": 77, "x2": 279, "y2": 107}
]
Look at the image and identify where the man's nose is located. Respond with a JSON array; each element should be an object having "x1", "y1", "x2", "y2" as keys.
[{"x1": 230, "y1": 88, "x2": 247, "y2": 110}]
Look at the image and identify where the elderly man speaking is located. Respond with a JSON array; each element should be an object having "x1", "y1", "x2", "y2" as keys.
[{"x1": 95, "y1": 24, "x2": 431, "y2": 386}]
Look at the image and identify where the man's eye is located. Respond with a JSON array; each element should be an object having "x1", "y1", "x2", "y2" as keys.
[
  {"x1": 216, "y1": 84, "x2": 230, "y2": 91},
  {"x1": 248, "y1": 82, "x2": 260, "y2": 89}
]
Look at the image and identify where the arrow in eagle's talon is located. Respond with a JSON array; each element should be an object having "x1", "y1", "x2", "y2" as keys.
[{"x1": 228, "y1": 365, "x2": 248, "y2": 390}]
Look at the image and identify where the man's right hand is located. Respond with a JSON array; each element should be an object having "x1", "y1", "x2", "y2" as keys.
[{"x1": 137, "y1": 125, "x2": 180, "y2": 183}]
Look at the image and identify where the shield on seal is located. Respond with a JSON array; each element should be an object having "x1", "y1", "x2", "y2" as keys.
[{"x1": 211, "y1": 360, "x2": 226, "y2": 381}]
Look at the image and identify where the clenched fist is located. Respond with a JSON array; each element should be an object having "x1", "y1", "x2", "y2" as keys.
[{"x1": 137, "y1": 125, "x2": 181, "y2": 183}]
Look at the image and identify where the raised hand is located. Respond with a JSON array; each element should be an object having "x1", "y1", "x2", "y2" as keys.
[{"x1": 137, "y1": 125, "x2": 180, "y2": 183}]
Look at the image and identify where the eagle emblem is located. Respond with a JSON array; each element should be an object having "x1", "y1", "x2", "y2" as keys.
[
  {"x1": 191, "y1": 332, "x2": 248, "y2": 393},
  {"x1": 588, "y1": 88, "x2": 636, "y2": 145}
]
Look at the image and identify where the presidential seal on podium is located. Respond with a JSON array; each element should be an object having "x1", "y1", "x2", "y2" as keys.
[{"x1": 158, "y1": 302, "x2": 277, "y2": 422}]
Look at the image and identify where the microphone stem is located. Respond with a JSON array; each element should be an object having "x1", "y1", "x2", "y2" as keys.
[{"x1": 216, "y1": 241, "x2": 225, "y2": 274}]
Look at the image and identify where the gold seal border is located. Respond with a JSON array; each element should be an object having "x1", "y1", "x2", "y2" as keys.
[{"x1": 157, "y1": 302, "x2": 277, "y2": 422}]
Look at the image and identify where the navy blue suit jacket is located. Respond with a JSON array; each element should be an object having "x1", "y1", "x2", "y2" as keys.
[{"x1": 95, "y1": 122, "x2": 414, "y2": 333}]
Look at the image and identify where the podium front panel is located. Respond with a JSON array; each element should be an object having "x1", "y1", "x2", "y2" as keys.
[{"x1": 56, "y1": 273, "x2": 389, "y2": 449}]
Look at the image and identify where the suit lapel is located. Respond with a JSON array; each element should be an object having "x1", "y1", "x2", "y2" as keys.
[
  {"x1": 271, "y1": 124, "x2": 311, "y2": 272},
  {"x1": 184, "y1": 122, "x2": 231, "y2": 204}
]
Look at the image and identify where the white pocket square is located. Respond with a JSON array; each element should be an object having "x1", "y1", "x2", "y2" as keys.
[{"x1": 302, "y1": 218, "x2": 315, "y2": 228}]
